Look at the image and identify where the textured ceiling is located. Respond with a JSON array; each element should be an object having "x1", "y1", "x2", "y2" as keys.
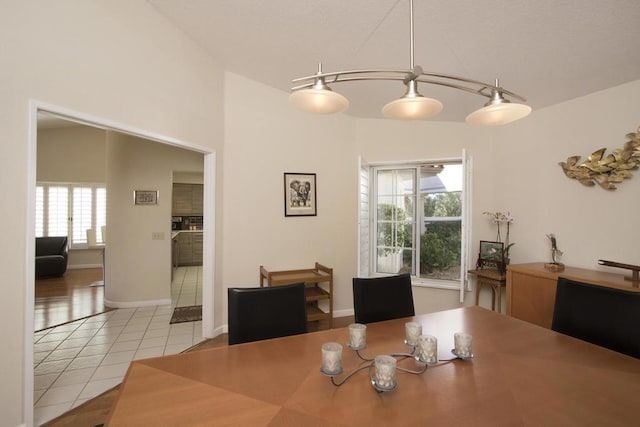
[{"x1": 150, "y1": 1, "x2": 638, "y2": 121}]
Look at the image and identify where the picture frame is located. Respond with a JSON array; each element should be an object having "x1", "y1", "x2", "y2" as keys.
[
  {"x1": 134, "y1": 190, "x2": 158, "y2": 205},
  {"x1": 476, "y1": 240, "x2": 505, "y2": 271},
  {"x1": 284, "y1": 173, "x2": 317, "y2": 217}
]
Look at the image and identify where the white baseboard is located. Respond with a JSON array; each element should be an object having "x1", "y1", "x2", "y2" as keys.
[
  {"x1": 104, "y1": 298, "x2": 171, "y2": 308},
  {"x1": 67, "y1": 264, "x2": 102, "y2": 269},
  {"x1": 333, "y1": 308, "x2": 355, "y2": 318},
  {"x1": 211, "y1": 325, "x2": 227, "y2": 337}
]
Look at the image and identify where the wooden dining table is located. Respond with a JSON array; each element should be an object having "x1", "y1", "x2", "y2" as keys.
[{"x1": 106, "y1": 306, "x2": 640, "y2": 426}]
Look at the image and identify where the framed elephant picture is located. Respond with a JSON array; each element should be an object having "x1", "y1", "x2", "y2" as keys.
[{"x1": 284, "y1": 173, "x2": 317, "y2": 217}]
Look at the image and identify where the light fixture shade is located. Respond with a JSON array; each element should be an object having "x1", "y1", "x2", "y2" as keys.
[
  {"x1": 289, "y1": 88, "x2": 349, "y2": 114},
  {"x1": 465, "y1": 102, "x2": 531, "y2": 126},
  {"x1": 382, "y1": 96, "x2": 443, "y2": 120}
]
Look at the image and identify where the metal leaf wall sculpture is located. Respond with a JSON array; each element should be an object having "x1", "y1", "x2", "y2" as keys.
[{"x1": 559, "y1": 127, "x2": 640, "y2": 190}]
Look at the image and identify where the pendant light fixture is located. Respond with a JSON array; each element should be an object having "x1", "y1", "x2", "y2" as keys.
[
  {"x1": 289, "y1": 0, "x2": 531, "y2": 125},
  {"x1": 464, "y1": 79, "x2": 532, "y2": 126},
  {"x1": 288, "y1": 63, "x2": 349, "y2": 114}
]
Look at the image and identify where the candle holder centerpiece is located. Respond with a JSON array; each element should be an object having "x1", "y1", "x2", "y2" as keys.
[{"x1": 321, "y1": 322, "x2": 474, "y2": 392}]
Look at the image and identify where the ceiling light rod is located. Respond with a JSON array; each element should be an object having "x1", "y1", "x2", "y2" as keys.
[
  {"x1": 291, "y1": 69, "x2": 526, "y2": 102},
  {"x1": 409, "y1": 0, "x2": 415, "y2": 70},
  {"x1": 289, "y1": 0, "x2": 531, "y2": 124}
]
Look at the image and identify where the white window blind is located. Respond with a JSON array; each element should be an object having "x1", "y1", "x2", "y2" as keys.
[
  {"x1": 72, "y1": 187, "x2": 92, "y2": 244},
  {"x1": 35, "y1": 186, "x2": 44, "y2": 237},
  {"x1": 358, "y1": 156, "x2": 370, "y2": 278},
  {"x1": 36, "y1": 182, "x2": 106, "y2": 248},
  {"x1": 96, "y1": 187, "x2": 107, "y2": 244},
  {"x1": 48, "y1": 186, "x2": 69, "y2": 237}
]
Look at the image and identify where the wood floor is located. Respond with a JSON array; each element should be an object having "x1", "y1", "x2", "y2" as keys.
[
  {"x1": 42, "y1": 316, "x2": 354, "y2": 426},
  {"x1": 35, "y1": 268, "x2": 109, "y2": 331}
]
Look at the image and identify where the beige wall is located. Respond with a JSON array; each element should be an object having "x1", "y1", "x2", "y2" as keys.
[
  {"x1": 222, "y1": 72, "x2": 357, "y2": 321},
  {"x1": 486, "y1": 79, "x2": 640, "y2": 269},
  {"x1": 0, "y1": 1, "x2": 223, "y2": 425},
  {"x1": 105, "y1": 132, "x2": 204, "y2": 306},
  {"x1": 37, "y1": 126, "x2": 106, "y2": 182},
  {"x1": 173, "y1": 171, "x2": 204, "y2": 184}
]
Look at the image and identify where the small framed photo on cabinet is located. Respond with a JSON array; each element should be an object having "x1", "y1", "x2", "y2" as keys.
[{"x1": 476, "y1": 240, "x2": 505, "y2": 271}]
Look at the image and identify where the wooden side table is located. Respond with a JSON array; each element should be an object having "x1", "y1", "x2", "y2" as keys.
[{"x1": 468, "y1": 269, "x2": 507, "y2": 313}]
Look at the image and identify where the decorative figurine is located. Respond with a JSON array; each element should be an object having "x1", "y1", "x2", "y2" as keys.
[{"x1": 545, "y1": 234, "x2": 565, "y2": 271}]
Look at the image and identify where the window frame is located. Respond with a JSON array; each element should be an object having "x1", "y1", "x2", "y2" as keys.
[
  {"x1": 36, "y1": 181, "x2": 106, "y2": 249},
  {"x1": 368, "y1": 154, "x2": 471, "y2": 294}
]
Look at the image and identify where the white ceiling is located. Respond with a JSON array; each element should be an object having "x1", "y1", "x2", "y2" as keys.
[{"x1": 147, "y1": 0, "x2": 640, "y2": 122}]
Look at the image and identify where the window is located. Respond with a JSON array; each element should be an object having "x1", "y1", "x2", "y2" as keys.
[
  {"x1": 368, "y1": 155, "x2": 470, "y2": 291},
  {"x1": 96, "y1": 187, "x2": 107, "y2": 243},
  {"x1": 36, "y1": 183, "x2": 106, "y2": 248}
]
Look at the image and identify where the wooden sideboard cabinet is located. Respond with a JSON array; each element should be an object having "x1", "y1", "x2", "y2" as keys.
[
  {"x1": 506, "y1": 262, "x2": 636, "y2": 329},
  {"x1": 260, "y1": 262, "x2": 333, "y2": 328}
]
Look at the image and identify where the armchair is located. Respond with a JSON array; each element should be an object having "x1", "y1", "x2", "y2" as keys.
[{"x1": 35, "y1": 236, "x2": 68, "y2": 278}]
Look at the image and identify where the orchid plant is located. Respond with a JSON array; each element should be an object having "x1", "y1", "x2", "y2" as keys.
[{"x1": 483, "y1": 211, "x2": 514, "y2": 258}]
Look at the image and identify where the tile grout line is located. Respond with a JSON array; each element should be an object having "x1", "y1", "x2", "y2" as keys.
[{"x1": 34, "y1": 266, "x2": 203, "y2": 425}]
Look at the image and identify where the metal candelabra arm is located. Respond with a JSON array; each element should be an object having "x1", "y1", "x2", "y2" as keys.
[{"x1": 330, "y1": 364, "x2": 372, "y2": 387}]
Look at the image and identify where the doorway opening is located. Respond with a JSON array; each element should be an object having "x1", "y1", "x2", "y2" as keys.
[{"x1": 26, "y1": 101, "x2": 216, "y2": 425}]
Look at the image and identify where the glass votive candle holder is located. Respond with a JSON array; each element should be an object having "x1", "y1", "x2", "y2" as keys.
[
  {"x1": 321, "y1": 342, "x2": 343, "y2": 375},
  {"x1": 373, "y1": 355, "x2": 397, "y2": 390},
  {"x1": 348, "y1": 323, "x2": 367, "y2": 349},
  {"x1": 405, "y1": 321, "x2": 422, "y2": 346},
  {"x1": 417, "y1": 334, "x2": 438, "y2": 364},
  {"x1": 454, "y1": 332, "x2": 473, "y2": 358}
]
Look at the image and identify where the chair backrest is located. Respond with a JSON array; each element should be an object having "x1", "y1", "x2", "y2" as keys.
[
  {"x1": 35, "y1": 236, "x2": 68, "y2": 257},
  {"x1": 227, "y1": 282, "x2": 307, "y2": 345},
  {"x1": 352, "y1": 274, "x2": 415, "y2": 324},
  {"x1": 552, "y1": 277, "x2": 640, "y2": 358}
]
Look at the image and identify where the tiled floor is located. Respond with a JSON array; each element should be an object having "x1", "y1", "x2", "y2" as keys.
[
  {"x1": 33, "y1": 266, "x2": 204, "y2": 426},
  {"x1": 171, "y1": 265, "x2": 203, "y2": 307}
]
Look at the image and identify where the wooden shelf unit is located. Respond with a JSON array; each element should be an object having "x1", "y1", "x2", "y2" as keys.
[{"x1": 260, "y1": 262, "x2": 333, "y2": 328}]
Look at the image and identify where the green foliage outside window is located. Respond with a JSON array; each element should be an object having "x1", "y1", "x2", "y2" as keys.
[
  {"x1": 377, "y1": 203, "x2": 408, "y2": 256},
  {"x1": 421, "y1": 192, "x2": 462, "y2": 277}
]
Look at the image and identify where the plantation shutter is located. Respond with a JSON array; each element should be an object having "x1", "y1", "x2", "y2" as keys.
[
  {"x1": 96, "y1": 187, "x2": 107, "y2": 244},
  {"x1": 72, "y1": 186, "x2": 92, "y2": 245},
  {"x1": 460, "y1": 149, "x2": 472, "y2": 303},
  {"x1": 48, "y1": 186, "x2": 69, "y2": 237},
  {"x1": 358, "y1": 156, "x2": 370, "y2": 277},
  {"x1": 35, "y1": 186, "x2": 44, "y2": 237}
]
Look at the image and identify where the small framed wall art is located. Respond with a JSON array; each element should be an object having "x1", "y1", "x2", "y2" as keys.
[
  {"x1": 134, "y1": 190, "x2": 158, "y2": 205},
  {"x1": 284, "y1": 173, "x2": 317, "y2": 217}
]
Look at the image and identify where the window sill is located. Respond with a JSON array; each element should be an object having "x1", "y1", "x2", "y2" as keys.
[
  {"x1": 70, "y1": 244, "x2": 106, "y2": 251},
  {"x1": 411, "y1": 278, "x2": 460, "y2": 291}
]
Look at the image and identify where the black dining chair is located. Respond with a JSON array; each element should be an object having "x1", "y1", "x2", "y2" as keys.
[
  {"x1": 352, "y1": 274, "x2": 415, "y2": 324},
  {"x1": 551, "y1": 277, "x2": 640, "y2": 358},
  {"x1": 227, "y1": 282, "x2": 307, "y2": 345}
]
